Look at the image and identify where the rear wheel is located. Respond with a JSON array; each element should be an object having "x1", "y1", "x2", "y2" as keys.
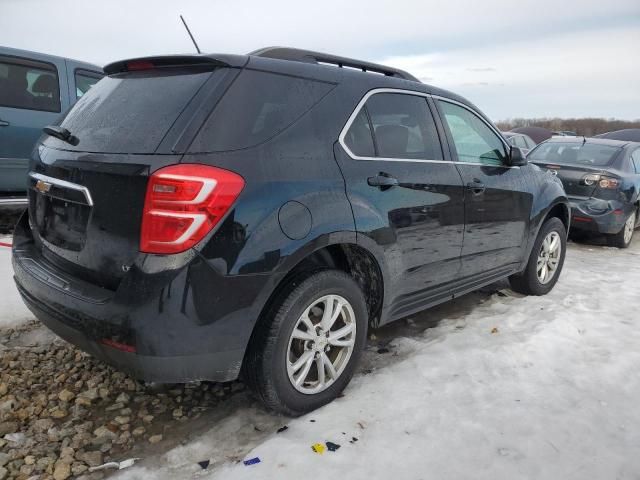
[
  {"x1": 509, "y1": 217, "x2": 567, "y2": 295},
  {"x1": 243, "y1": 270, "x2": 368, "y2": 416},
  {"x1": 607, "y1": 211, "x2": 636, "y2": 249}
]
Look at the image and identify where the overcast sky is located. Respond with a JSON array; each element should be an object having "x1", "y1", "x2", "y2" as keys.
[{"x1": 2, "y1": 0, "x2": 639, "y2": 120}]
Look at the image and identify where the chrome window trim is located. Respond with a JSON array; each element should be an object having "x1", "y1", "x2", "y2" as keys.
[
  {"x1": 28, "y1": 172, "x2": 94, "y2": 206},
  {"x1": 338, "y1": 87, "x2": 518, "y2": 169}
]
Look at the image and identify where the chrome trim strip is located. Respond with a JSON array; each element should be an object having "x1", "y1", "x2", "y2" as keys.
[
  {"x1": 28, "y1": 172, "x2": 94, "y2": 206},
  {"x1": 337, "y1": 87, "x2": 518, "y2": 169},
  {"x1": 0, "y1": 197, "x2": 28, "y2": 206}
]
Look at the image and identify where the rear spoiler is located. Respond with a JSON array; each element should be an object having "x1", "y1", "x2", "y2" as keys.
[{"x1": 104, "y1": 54, "x2": 248, "y2": 75}]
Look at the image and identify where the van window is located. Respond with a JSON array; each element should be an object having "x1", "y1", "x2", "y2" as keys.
[
  {"x1": 365, "y1": 93, "x2": 442, "y2": 160},
  {"x1": 0, "y1": 56, "x2": 60, "y2": 112},
  {"x1": 438, "y1": 100, "x2": 508, "y2": 166},
  {"x1": 630, "y1": 149, "x2": 640, "y2": 173},
  {"x1": 189, "y1": 69, "x2": 334, "y2": 152},
  {"x1": 75, "y1": 70, "x2": 103, "y2": 98}
]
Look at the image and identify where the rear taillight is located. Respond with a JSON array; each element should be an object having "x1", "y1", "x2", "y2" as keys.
[
  {"x1": 581, "y1": 173, "x2": 620, "y2": 189},
  {"x1": 140, "y1": 164, "x2": 244, "y2": 254}
]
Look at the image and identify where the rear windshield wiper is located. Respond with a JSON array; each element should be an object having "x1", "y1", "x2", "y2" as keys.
[{"x1": 43, "y1": 125, "x2": 79, "y2": 146}]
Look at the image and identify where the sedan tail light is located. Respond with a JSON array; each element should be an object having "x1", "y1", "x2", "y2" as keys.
[
  {"x1": 581, "y1": 173, "x2": 620, "y2": 189},
  {"x1": 140, "y1": 164, "x2": 244, "y2": 254}
]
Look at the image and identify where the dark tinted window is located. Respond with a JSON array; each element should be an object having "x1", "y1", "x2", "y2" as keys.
[
  {"x1": 438, "y1": 100, "x2": 507, "y2": 166},
  {"x1": 365, "y1": 93, "x2": 442, "y2": 159},
  {"x1": 0, "y1": 56, "x2": 60, "y2": 112},
  {"x1": 344, "y1": 107, "x2": 375, "y2": 157},
  {"x1": 75, "y1": 70, "x2": 103, "y2": 98},
  {"x1": 51, "y1": 68, "x2": 213, "y2": 153},
  {"x1": 190, "y1": 69, "x2": 333, "y2": 152},
  {"x1": 528, "y1": 142, "x2": 620, "y2": 167}
]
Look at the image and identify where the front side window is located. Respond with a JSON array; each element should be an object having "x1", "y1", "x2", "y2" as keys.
[
  {"x1": 0, "y1": 56, "x2": 60, "y2": 112},
  {"x1": 438, "y1": 100, "x2": 507, "y2": 166},
  {"x1": 75, "y1": 70, "x2": 103, "y2": 98}
]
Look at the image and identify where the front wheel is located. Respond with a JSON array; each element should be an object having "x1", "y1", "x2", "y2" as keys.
[
  {"x1": 607, "y1": 211, "x2": 636, "y2": 249},
  {"x1": 509, "y1": 217, "x2": 567, "y2": 295},
  {"x1": 243, "y1": 270, "x2": 368, "y2": 416}
]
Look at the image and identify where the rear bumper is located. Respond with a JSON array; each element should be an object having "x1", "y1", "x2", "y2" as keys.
[
  {"x1": 569, "y1": 197, "x2": 632, "y2": 235},
  {"x1": 11, "y1": 213, "x2": 257, "y2": 384},
  {"x1": 16, "y1": 283, "x2": 242, "y2": 383},
  {"x1": 0, "y1": 196, "x2": 28, "y2": 214}
]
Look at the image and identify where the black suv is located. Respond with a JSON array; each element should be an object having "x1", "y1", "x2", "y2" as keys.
[{"x1": 12, "y1": 47, "x2": 569, "y2": 415}]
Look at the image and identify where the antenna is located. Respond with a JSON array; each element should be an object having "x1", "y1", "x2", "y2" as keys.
[{"x1": 180, "y1": 15, "x2": 201, "y2": 54}]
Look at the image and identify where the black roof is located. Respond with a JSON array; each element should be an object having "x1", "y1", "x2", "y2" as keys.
[
  {"x1": 103, "y1": 47, "x2": 487, "y2": 125},
  {"x1": 595, "y1": 129, "x2": 640, "y2": 142}
]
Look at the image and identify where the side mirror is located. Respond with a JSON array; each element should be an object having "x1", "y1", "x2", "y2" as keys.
[{"x1": 509, "y1": 146, "x2": 527, "y2": 166}]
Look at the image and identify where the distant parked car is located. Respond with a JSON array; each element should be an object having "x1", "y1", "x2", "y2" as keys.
[
  {"x1": 595, "y1": 129, "x2": 640, "y2": 142},
  {"x1": 502, "y1": 131, "x2": 536, "y2": 155},
  {"x1": 0, "y1": 46, "x2": 102, "y2": 213},
  {"x1": 528, "y1": 137, "x2": 640, "y2": 247}
]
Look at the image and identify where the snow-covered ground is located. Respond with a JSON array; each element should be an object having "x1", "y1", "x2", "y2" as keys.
[
  {"x1": 2, "y1": 237, "x2": 640, "y2": 479},
  {"x1": 114, "y1": 238, "x2": 640, "y2": 480},
  {"x1": 0, "y1": 235, "x2": 32, "y2": 328}
]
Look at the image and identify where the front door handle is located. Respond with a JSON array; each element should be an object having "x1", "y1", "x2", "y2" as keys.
[
  {"x1": 0, "y1": 119, "x2": 9, "y2": 127},
  {"x1": 466, "y1": 179, "x2": 485, "y2": 195},
  {"x1": 368, "y1": 173, "x2": 399, "y2": 189}
]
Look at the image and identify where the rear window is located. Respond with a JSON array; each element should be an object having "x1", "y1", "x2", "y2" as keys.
[
  {"x1": 189, "y1": 69, "x2": 334, "y2": 152},
  {"x1": 47, "y1": 68, "x2": 213, "y2": 153},
  {"x1": 528, "y1": 142, "x2": 620, "y2": 167}
]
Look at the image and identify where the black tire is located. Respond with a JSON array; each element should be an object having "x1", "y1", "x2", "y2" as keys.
[
  {"x1": 607, "y1": 211, "x2": 636, "y2": 249},
  {"x1": 509, "y1": 217, "x2": 567, "y2": 296},
  {"x1": 243, "y1": 270, "x2": 368, "y2": 416}
]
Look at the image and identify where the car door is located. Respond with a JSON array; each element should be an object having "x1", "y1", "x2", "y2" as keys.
[
  {"x1": 434, "y1": 98, "x2": 532, "y2": 279},
  {"x1": 0, "y1": 53, "x2": 68, "y2": 193},
  {"x1": 334, "y1": 90, "x2": 465, "y2": 320}
]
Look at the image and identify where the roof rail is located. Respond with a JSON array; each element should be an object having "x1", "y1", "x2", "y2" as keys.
[{"x1": 249, "y1": 47, "x2": 420, "y2": 83}]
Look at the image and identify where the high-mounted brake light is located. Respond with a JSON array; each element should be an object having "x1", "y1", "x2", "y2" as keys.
[
  {"x1": 140, "y1": 164, "x2": 245, "y2": 254},
  {"x1": 126, "y1": 60, "x2": 155, "y2": 71}
]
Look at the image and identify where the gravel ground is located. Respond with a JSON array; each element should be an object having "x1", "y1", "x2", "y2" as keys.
[{"x1": 0, "y1": 321, "x2": 247, "y2": 480}]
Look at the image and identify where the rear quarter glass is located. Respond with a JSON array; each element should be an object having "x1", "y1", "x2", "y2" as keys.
[
  {"x1": 42, "y1": 67, "x2": 215, "y2": 154},
  {"x1": 188, "y1": 69, "x2": 335, "y2": 153}
]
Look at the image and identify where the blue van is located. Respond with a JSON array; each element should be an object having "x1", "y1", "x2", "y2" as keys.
[{"x1": 0, "y1": 47, "x2": 103, "y2": 213}]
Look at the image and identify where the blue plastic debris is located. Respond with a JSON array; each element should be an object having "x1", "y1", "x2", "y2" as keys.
[{"x1": 243, "y1": 457, "x2": 261, "y2": 466}]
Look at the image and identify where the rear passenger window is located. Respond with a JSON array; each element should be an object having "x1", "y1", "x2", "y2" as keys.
[
  {"x1": 190, "y1": 70, "x2": 334, "y2": 152},
  {"x1": 366, "y1": 93, "x2": 442, "y2": 159},
  {"x1": 0, "y1": 56, "x2": 60, "y2": 112},
  {"x1": 344, "y1": 108, "x2": 375, "y2": 157}
]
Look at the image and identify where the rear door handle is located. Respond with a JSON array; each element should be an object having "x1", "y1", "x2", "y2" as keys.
[
  {"x1": 466, "y1": 180, "x2": 485, "y2": 195},
  {"x1": 368, "y1": 173, "x2": 399, "y2": 189},
  {"x1": 0, "y1": 119, "x2": 9, "y2": 127}
]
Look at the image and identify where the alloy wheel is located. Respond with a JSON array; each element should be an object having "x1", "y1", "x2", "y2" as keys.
[
  {"x1": 286, "y1": 294, "x2": 357, "y2": 394},
  {"x1": 623, "y1": 212, "x2": 636, "y2": 245},
  {"x1": 537, "y1": 231, "x2": 562, "y2": 284}
]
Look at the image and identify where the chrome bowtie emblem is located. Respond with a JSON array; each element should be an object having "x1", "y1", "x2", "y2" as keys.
[{"x1": 35, "y1": 179, "x2": 52, "y2": 193}]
